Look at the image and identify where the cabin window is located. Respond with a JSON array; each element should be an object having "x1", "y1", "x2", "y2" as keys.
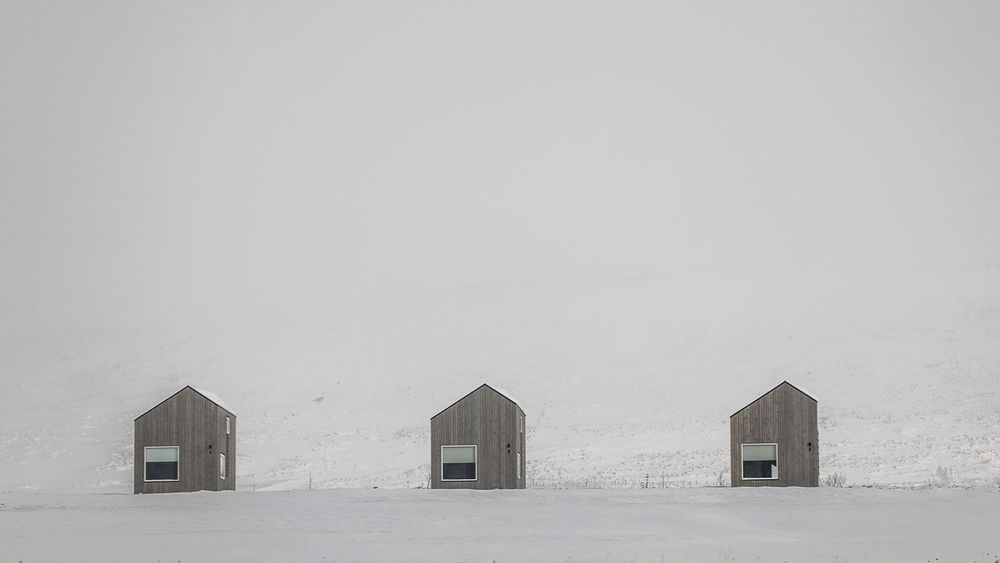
[
  {"x1": 516, "y1": 452, "x2": 522, "y2": 479},
  {"x1": 742, "y1": 443, "x2": 778, "y2": 480},
  {"x1": 441, "y1": 445, "x2": 477, "y2": 481},
  {"x1": 144, "y1": 446, "x2": 179, "y2": 482},
  {"x1": 219, "y1": 453, "x2": 226, "y2": 480},
  {"x1": 226, "y1": 416, "x2": 231, "y2": 435}
]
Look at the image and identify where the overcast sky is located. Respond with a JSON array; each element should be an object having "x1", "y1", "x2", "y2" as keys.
[{"x1": 2, "y1": 2, "x2": 999, "y2": 349}]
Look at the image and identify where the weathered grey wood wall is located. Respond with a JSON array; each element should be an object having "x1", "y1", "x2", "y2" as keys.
[
  {"x1": 730, "y1": 381, "x2": 818, "y2": 487},
  {"x1": 134, "y1": 386, "x2": 236, "y2": 494},
  {"x1": 430, "y1": 385, "x2": 525, "y2": 489}
]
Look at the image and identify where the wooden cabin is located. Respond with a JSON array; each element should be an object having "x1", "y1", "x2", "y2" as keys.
[
  {"x1": 730, "y1": 381, "x2": 818, "y2": 487},
  {"x1": 134, "y1": 386, "x2": 236, "y2": 494},
  {"x1": 430, "y1": 384, "x2": 526, "y2": 489}
]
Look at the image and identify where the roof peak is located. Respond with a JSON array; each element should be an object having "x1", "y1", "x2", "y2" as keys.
[
  {"x1": 479, "y1": 383, "x2": 520, "y2": 407},
  {"x1": 730, "y1": 380, "x2": 817, "y2": 418},
  {"x1": 135, "y1": 385, "x2": 236, "y2": 420},
  {"x1": 430, "y1": 383, "x2": 523, "y2": 419}
]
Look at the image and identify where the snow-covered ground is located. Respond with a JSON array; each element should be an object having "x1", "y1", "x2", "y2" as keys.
[
  {"x1": 2, "y1": 270, "x2": 999, "y2": 493},
  {"x1": 2, "y1": 487, "x2": 998, "y2": 562}
]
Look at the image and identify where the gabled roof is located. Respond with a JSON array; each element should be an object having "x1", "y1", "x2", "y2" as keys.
[
  {"x1": 134, "y1": 385, "x2": 236, "y2": 420},
  {"x1": 430, "y1": 383, "x2": 523, "y2": 419},
  {"x1": 487, "y1": 385, "x2": 521, "y2": 408},
  {"x1": 192, "y1": 387, "x2": 235, "y2": 414},
  {"x1": 730, "y1": 380, "x2": 816, "y2": 418}
]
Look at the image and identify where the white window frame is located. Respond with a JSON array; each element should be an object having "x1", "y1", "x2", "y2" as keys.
[
  {"x1": 516, "y1": 452, "x2": 522, "y2": 480},
  {"x1": 441, "y1": 445, "x2": 477, "y2": 482},
  {"x1": 740, "y1": 443, "x2": 779, "y2": 481},
  {"x1": 226, "y1": 416, "x2": 231, "y2": 435},
  {"x1": 219, "y1": 453, "x2": 226, "y2": 480},
  {"x1": 143, "y1": 446, "x2": 180, "y2": 482}
]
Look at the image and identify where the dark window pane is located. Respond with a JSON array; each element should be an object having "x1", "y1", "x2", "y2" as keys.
[
  {"x1": 743, "y1": 460, "x2": 774, "y2": 478},
  {"x1": 147, "y1": 461, "x2": 178, "y2": 480},
  {"x1": 443, "y1": 462, "x2": 476, "y2": 480}
]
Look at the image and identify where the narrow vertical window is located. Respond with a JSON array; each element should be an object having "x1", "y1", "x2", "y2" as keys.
[
  {"x1": 220, "y1": 453, "x2": 227, "y2": 480},
  {"x1": 741, "y1": 444, "x2": 778, "y2": 480},
  {"x1": 144, "y1": 446, "x2": 179, "y2": 482},
  {"x1": 516, "y1": 452, "x2": 522, "y2": 480},
  {"x1": 441, "y1": 445, "x2": 477, "y2": 481},
  {"x1": 226, "y1": 416, "x2": 231, "y2": 435}
]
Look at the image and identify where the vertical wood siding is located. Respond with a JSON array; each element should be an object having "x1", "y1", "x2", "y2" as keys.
[
  {"x1": 430, "y1": 385, "x2": 525, "y2": 489},
  {"x1": 730, "y1": 382, "x2": 818, "y2": 487},
  {"x1": 134, "y1": 387, "x2": 236, "y2": 494}
]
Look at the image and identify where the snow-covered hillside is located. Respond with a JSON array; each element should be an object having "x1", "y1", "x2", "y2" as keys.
[{"x1": 2, "y1": 268, "x2": 998, "y2": 493}]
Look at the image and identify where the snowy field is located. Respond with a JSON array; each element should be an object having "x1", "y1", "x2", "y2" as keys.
[{"x1": 1, "y1": 488, "x2": 998, "y2": 563}]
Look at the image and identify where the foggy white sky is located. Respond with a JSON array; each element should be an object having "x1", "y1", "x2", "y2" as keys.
[{"x1": 2, "y1": 2, "x2": 999, "y2": 348}]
